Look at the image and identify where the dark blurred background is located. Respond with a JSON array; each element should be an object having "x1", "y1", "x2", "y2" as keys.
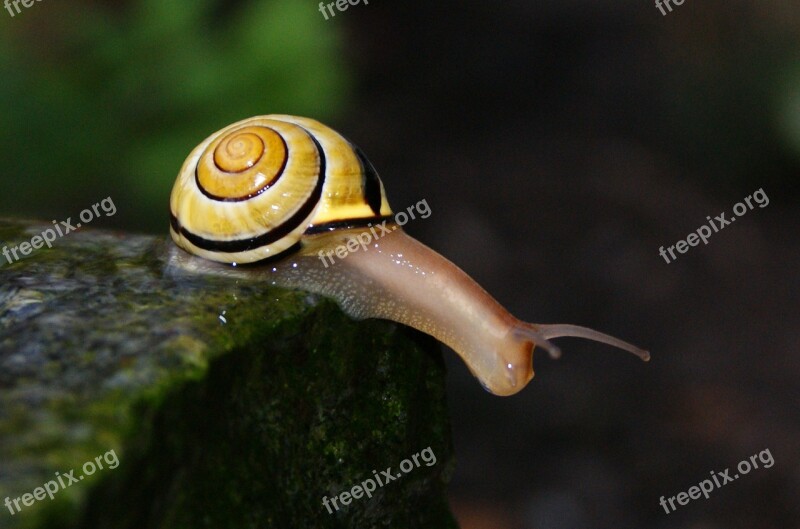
[{"x1": 1, "y1": 0, "x2": 798, "y2": 527}]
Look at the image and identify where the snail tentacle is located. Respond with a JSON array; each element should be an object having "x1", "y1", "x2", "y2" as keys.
[
  {"x1": 529, "y1": 323, "x2": 651, "y2": 361},
  {"x1": 509, "y1": 324, "x2": 562, "y2": 360}
]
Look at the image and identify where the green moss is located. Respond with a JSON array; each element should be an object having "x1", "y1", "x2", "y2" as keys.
[{"x1": 73, "y1": 303, "x2": 456, "y2": 529}]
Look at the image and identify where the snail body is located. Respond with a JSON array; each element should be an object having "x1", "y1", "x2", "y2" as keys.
[{"x1": 169, "y1": 115, "x2": 649, "y2": 396}]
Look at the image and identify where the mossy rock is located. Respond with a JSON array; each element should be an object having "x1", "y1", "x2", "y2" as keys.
[{"x1": 0, "y1": 220, "x2": 457, "y2": 529}]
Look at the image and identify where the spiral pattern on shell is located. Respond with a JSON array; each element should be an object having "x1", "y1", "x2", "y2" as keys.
[{"x1": 170, "y1": 115, "x2": 393, "y2": 264}]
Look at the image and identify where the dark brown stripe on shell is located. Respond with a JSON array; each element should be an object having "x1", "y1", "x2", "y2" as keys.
[
  {"x1": 172, "y1": 129, "x2": 326, "y2": 254},
  {"x1": 352, "y1": 144, "x2": 385, "y2": 216},
  {"x1": 194, "y1": 128, "x2": 289, "y2": 202},
  {"x1": 232, "y1": 241, "x2": 303, "y2": 266},
  {"x1": 303, "y1": 215, "x2": 395, "y2": 235}
]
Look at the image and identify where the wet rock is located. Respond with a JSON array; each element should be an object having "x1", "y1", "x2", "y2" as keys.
[{"x1": 0, "y1": 220, "x2": 457, "y2": 529}]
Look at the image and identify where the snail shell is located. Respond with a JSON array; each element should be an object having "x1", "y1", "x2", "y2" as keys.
[
  {"x1": 170, "y1": 115, "x2": 392, "y2": 264},
  {"x1": 169, "y1": 115, "x2": 649, "y2": 396}
]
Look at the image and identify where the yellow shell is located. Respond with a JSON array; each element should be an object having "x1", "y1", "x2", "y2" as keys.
[{"x1": 170, "y1": 115, "x2": 393, "y2": 263}]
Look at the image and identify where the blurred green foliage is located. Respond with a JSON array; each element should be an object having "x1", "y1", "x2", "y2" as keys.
[{"x1": 0, "y1": 0, "x2": 349, "y2": 232}]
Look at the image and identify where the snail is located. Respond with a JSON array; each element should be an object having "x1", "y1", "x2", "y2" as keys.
[{"x1": 169, "y1": 115, "x2": 649, "y2": 396}]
